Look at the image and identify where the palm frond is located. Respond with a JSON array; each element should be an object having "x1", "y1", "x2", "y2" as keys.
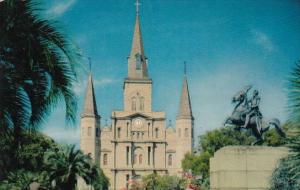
[{"x1": 0, "y1": 0, "x2": 82, "y2": 133}]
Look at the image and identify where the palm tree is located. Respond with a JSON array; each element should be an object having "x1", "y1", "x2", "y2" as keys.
[
  {"x1": 44, "y1": 145, "x2": 100, "y2": 190},
  {"x1": 270, "y1": 61, "x2": 300, "y2": 189},
  {"x1": 288, "y1": 61, "x2": 300, "y2": 129},
  {"x1": 0, "y1": 0, "x2": 80, "y2": 136}
]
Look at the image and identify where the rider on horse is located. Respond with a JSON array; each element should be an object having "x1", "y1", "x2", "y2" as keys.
[{"x1": 242, "y1": 89, "x2": 262, "y2": 129}]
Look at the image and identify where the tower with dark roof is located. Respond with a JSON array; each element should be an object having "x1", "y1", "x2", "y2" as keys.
[
  {"x1": 176, "y1": 63, "x2": 194, "y2": 168},
  {"x1": 80, "y1": 73, "x2": 101, "y2": 165}
]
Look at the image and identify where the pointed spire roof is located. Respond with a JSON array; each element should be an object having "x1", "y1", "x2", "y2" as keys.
[
  {"x1": 130, "y1": 14, "x2": 145, "y2": 58},
  {"x1": 177, "y1": 64, "x2": 193, "y2": 120},
  {"x1": 127, "y1": 1, "x2": 149, "y2": 79},
  {"x1": 82, "y1": 74, "x2": 99, "y2": 117}
]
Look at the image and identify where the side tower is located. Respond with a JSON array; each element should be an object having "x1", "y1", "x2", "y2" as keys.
[
  {"x1": 80, "y1": 74, "x2": 101, "y2": 164},
  {"x1": 175, "y1": 65, "x2": 194, "y2": 168}
]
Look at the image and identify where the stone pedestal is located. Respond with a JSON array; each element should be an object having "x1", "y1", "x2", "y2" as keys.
[{"x1": 210, "y1": 146, "x2": 288, "y2": 190}]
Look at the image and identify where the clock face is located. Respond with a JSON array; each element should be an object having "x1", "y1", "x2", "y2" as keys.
[{"x1": 134, "y1": 118, "x2": 143, "y2": 128}]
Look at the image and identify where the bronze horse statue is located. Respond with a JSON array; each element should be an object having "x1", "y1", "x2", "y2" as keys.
[{"x1": 224, "y1": 86, "x2": 285, "y2": 145}]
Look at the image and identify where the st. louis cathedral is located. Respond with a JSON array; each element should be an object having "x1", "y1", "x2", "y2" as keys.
[{"x1": 80, "y1": 4, "x2": 194, "y2": 190}]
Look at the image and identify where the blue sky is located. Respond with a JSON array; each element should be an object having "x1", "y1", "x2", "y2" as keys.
[{"x1": 40, "y1": 0, "x2": 300, "y2": 145}]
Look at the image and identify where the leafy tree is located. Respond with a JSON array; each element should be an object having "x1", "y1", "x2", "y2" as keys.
[
  {"x1": 142, "y1": 173, "x2": 158, "y2": 190},
  {"x1": 0, "y1": 130, "x2": 56, "y2": 180},
  {"x1": 199, "y1": 126, "x2": 254, "y2": 155},
  {"x1": 263, "y1": 124, "x2": 288, "y2": 146},
  {"x1": 182, "y1": 152, "x2": 211, "y2": 179},
  {"x1": 142, "y1": 173, "x2": 186, "y2": 190},
  {"x1": 0, "y1": 0, "x2": 80, "y2": 137},
  {"x1": 0, "y1": 169, "x2": 50, "y2": 190}
]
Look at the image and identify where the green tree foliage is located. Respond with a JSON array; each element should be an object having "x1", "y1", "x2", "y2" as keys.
[
  {"x1": 199, "y1": 126, "x2": 254, "y2": 155},
  {"x1": 142, "y1": 173, "x2": 186, "y2": 190},
  {"x1": 0, "y1": 130, "x2": 56, "y2": 180},
  {"x1": 0, "y1": 170, "x2": 50, "y2": 190},
  {"x1": 0, "y1": 0, "x2": 80, "y2": 136},
  {"x1": 182, "y1": 152, "x2": 211, "y2": 179}
]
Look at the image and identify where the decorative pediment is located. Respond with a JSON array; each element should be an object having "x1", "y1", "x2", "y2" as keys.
[{"x1": 127, "y1": 112, "x2": 152, "y2": 120}]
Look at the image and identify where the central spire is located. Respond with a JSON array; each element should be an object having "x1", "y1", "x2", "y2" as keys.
[{"x1": 127, "y1": 0, "x2": 148, "y2": 79}]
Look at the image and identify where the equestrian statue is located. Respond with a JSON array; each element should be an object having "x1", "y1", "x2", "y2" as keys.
[{"x1": 224, "y1": 85, "x2": 286, "y2": 145}]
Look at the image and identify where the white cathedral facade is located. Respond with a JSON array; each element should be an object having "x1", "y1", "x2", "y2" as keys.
[{"x1": 80, "y1": 6, "x2": 194, "y2": 190}]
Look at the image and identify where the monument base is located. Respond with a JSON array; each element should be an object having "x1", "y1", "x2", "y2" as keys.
[{"x1": 210, "y1": 146, "x2": 288, "y2": 190}]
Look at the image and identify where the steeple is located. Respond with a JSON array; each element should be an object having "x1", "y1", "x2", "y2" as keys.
[
  {"x1": 177, "y1": 63, "x2": 193, "y2": 119},
  {"x1": 82, "y1": 74, "x2": 99, "y2": 117},
  {"x1": 127, "y1": 0, "x2": 148, "y2": 79}
]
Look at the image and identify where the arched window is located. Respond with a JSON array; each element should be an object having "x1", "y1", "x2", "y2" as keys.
[
  {"x1": 81, "y1": 128, "x2": 85, "y2": 136},
  {"x1": 117, "y1": 127, "x2": 121, "y2": 138},
  {"x1": 132, "y1": 97, "x2": 137, "y2": 111},
  {"x1": 139, "y1": 154, "x2": 142, "y2": 164},
  {"x1": 88, "y1": 127, "x2": 91, "y2": 136},
  {"x1": 103, "y1": 154, "x2": 108, "y2": 165},
  {"x1": 155, "y1": 128, "x2": 159, "y2": 138},
  {"x1": 168, "y1": 154, "x2": 173, "y2": 166},
  {"x1": 184, "y1": 128, "x2": 189, "y2": 137},
  {"x1": 178, "y1": 128, "x2": 181, "y2": 137},
  {"x1": 139, "y1": 97, "x2": 144, "y2": 111},
  {"x1": 134, "y1": 154, "x2": 137, "y2": 164},
  {"x1": 135, "y1": 53, "x2": 142, "y2": 70}
]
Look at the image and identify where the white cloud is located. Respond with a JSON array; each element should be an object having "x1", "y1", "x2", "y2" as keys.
[
  {"x1": 251, "y1": 29, "x2": 276, "y2": 53},
  {"x1": 46, "y1": 0, "x2": 76, "y2": 17},
  {"x1": 94, "y1": 78, "x2": 117, "y2": 86},
  {"x1": 73, "y1": 77, "x2": 118, "y2": 95},
  {"x1": 43, "y1": 126, "x2": 80, "y2": 145}
]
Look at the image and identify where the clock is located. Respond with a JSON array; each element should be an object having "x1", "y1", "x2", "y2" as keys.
[{"x1": 134, "y1": 118, "x2": 143, "y2": 128}]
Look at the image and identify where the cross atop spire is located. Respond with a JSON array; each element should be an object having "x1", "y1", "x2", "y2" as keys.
[{"x1": 135, "y1": 0, "x2": 141, "y2": 15}]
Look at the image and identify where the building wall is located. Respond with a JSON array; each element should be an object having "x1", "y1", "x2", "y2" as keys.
[
  {"x1": 210, "y1": 146, "x2": 288, "y2": 190},
  {"x1": 123, "y1": 79, "x2": 152, "y2": 112},
  {"x1": 92, "y1": 106, "x2": 193, "y2": 189}
]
